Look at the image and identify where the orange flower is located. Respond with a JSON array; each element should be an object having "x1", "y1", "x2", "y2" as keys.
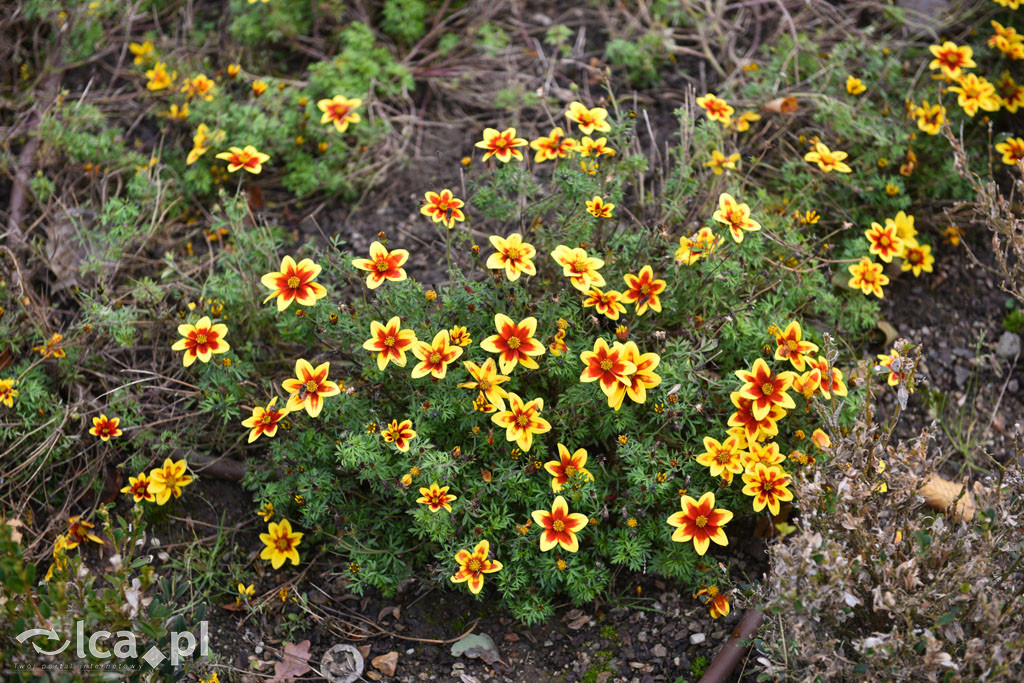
[
  {"x1": 741, "y1": 441, "x2": 786, "y2": 471},
  {"x1": 806, "y1": 356, "x2": 848, "y2": 399},
  {"x1": 847, "y1": 257, "x2": 889, "y2": 298},
  {"x1": 352, "y1": 241, "x2": 409, "y2": 289},
  {"x1": 450, "y1": 540, "x2": 502, "y2": 594},
  {"x1": 804, "y1": 142, "x2": 851, "y2": 173},
  {"x1": 89, "y1": 414, "x2": 123, "y2": 441},
  {"x1": 479, "y1": 314, "x2": 545, "y2": 374},
  {"x1": 696, "y1": 436, "x2": 745, "y2": 478},
  {"x1": 928, "y1": 41, "x2": 976, "y2": 79},
  {"x1": 565, "y1": 101, "x2": 611, "y2": 135},
  {"x1": 727, "y1": 392, "x2": 784, "y2": 445},
  {"x1": 576, "y1": 136, "x2": 616, "y2": 158},
  {"x1": 486, "y1": 233, "x2": 537, "y2": 281},
  {"x1": 666, "y1": 491, "x2": 733, "y2": 555},
  {"x1": 695, "y1": 585, "x2": 730, "y2": 619},
  {"x1": 251, "y1": 80, "x2": 268, "y2": 96},
  {"x1": 741, "y1": 464, "x2": 793, "y2": 515},
  {"x1": 458, "y1": 358, "x2": 510, "y2": 410},
  {"x1": 530, "y1": 127, "x2": 576, "y2": 162},
  {"x1": 475, "y1": 127, "x2": 528, "y2": 163},
  {"x1": 241, "y1": 396, "x2": 290, "y2": 443},
  {"x1": 712, "y1": 193, "x2": 761, "y2": 244},
  {"x1": 579, "y1": 338, "x2": 636, "y2": 396},
  {"x1": 120, "y1": 472, "x2": 155, "y2": 503},
  {"x1": 261, "y1": 255, "x2": 327, "y2": 311},
  {"x1": 363, "y1": 317, "x2": 417, "y2": 371},
  {"x1": 705, "y1": 150, "x2": 739, "y2": 175},
  {"x1": 532, "y1": 495, "x2": 589, "y2": 552},
  {"x1": 282, "y1": 359, "x2": 341, "y2": 418},
  {"x1": 811, "y1": 428, "x2": 832, "y2": 449},
  {"x1": 416, "y1": 482, "x2": 456, "y2": 512},
  {"x1": 607, "y1": 341, "x2": 661, "y2": 411},
  {"x1": 621, "y1": 265, "x2": 666, "y2": 316},
  {"x1": 215, "y1": 145, "x2": 269, "y2": 174},
  {"x1": 382, "y1": 418, "x2": 417, "y2": 451},
  {"x1": 543, "y1": 443, "x2": 594, "y2": 492},
  {"x1": 585, "y1": 196, "x2": 614, "y2": 218},
  {"x1": 582, "y1": 288, "x2": 627, "y2": 321},
  {"x1": 317, "y1": 95, "x2": 362, "y2": 132},
  {"x1": 420, "y1": 189, "x2": 466, "y2": 229},
  {"x1": 696, "y1": 93, "x2": 734, "y2": 123},
  {"x1": 900, "y1": 243, "x2": 934, "y2": 277},
  {"x1": 491, "y1": 392, "x2": 551, "y2": 452},
  {"x1": 772, "y1": 321, "x2": 818, "y2": 372},
  {"x1": 735, "y1": 358, "x2": 796, "y2": 420},
  {"x1": 864, "y1": 221, "x2": 904, "y2": 263},
  {"x1": 32, "y1": 332, "x2": 66, "y2": 358},
  {"x1": 949, "y1": 74, "x2": 1000, "y2": 117},
  {"x1": 995, "y1": 137, "x2": 1024, "y2": 166},
  {"x1": 551, "y1": 245, "x2": 605, "y2": 291},
  {"x1": 411, "y1": 330, "x2": 463, "y2": 379},
  {"x1": 171, "y1": 316, "x2": 229, "y2": 366}
]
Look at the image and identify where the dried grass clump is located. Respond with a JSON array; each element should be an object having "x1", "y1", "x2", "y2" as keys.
[{"x1": 755, "y1": 383, "x2": 1024, "y2": 681}]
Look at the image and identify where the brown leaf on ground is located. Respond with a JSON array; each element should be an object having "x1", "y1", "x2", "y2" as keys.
[
  {"x1": 919, "y1": 473, "x2": 977, "y2": 522},
  {"x1": 270, "y1": 640, "x2": 312, "y2": 682},
  {"x1": 763, "y1": 96, "x2": 798, "y2": 114}
]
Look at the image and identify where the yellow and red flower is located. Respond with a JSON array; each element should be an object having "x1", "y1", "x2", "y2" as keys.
[
  {"x1": 89, "y1": 414, "x2": 123, "y2": 441},
  {"x1": 696, "y1": 436, "x2": 745, "y2": 478},
  {"x1": 252, "y1": 80, "x2": 268, "y2": 96},
  {"x1": 181, "y1": 73, "x2": 215, "y2": 101},
  {"x1": 741, "y1": 464, "x2": 793, "y2": 516},
  {"x1": 877, "y1": 347, "x2": 911, "y2": 387},
  {"x1": 864, "y1": 221, "x2": 904, "y2": 263},
  {"x1": 727, "y1": 392, "x2": 784, "y2": 445},
  {"x1": 0, "y1": 378, "x2": 18, "y2": 408},
  {"x1": 480, "y1": 314, "x2": 545, "y2": 374},
  {"x1": 804, "y1": 142, "x2": 852, "y2": 173},
  {"x1": 811, "y1": 428, "x2": 832, "y2": 449},
  {"x1": 363, "y1": 316, "x2": 418, "y2": 371},
  {"x1": 806, "y1": 356, "x2": 848, "y2": 399},
  {"x1": 532, "y1": 495, "x2": 588, "y2": 553},
  {"x1": 551, "y1": 245, "x2": 605, "y2": 291},
  {"x1": 416, "y1": 482, "x2": 456, "y2": 512},
  {"x1": 666, "y1": 491, "x2": 733, "y2": 556},
  {"x1": 695, "y1": 585, "x2": 730, "y2": 619},
  {"x1": 543, "y1": 444, "x2": 594, "y2": 492},
  {"x1": 772, "y1": 321, "x2": 818, "y2": 372},
  {"x1": 145, "y1": 61, "x2": 175, "y2": 90},
  {"x1": 583, "y1": 288, "x2": 627, "y2": 321},
  {"x1": 120, "y1": 472, "x2": 154, "y2": 503},
  {"x1": 696, "y1": 93, "x2": 734, "y2": 123},
  {"x1": 32, "y1": 332, "x2": 66, "y2": 358},
  {"x1": 420, "y1": 189, "x2": 466, "y2": 229},
  {"x1": 996, "y1": 137, "x2": 1024, "y2": 166},
  {"x1": 585, "y1": 196, "x2": 615, "y2": 218},
  {"x1": 712, "y1": 193, "x2": 761, "y2": 244},
  {"x1": 847, "y1": 257, "x2": 889, "y2": 298},
  {"x1": 705, "y1": 150, "x2": 739, "y2": 175},
  {"x1": 580, "y1": 338, "x2": 636, "y2": 396},
  {"x1": 565, "y1": 101, "x2": 611, "y2": 135},
  {"x1": 675, "y1": 227, "x2": 722, "y2": 265},
  {"x1": 576, "y1": 136, "x2": 616, "y2": 158},
  {"x1": 382, "y1": 419, "x2": 417, "y2": 451},
  {"x1": 998, "y1": 73, "x2": 1024, "y2": 114},
  {"x1": 171, "y1": 316, "x2": 229, "y2": 366},
  {"x1": 475, "y1": 127, "x2": 528, "y2": 163},
  {"x1": 66, "y1": 516, "x2": 105, "y2": 548},
  {"x1": 317, "y1": 95, "x2": 362, "y2": 133},
  {"x1": 458, "y1": 358, "x2": 510, "y2": 410},
  {"x1": 530, "y1": 127, "x2": 576, "y2": 162},
  {"x1": 621, "y1": 265, "x2": 666, "y2": 316},
  {"x1": 450, "y1": 540, "x2": 502, "y2": 594},
  {"x1": 282, "y1": 359, "x2": 341, "y2": 417},
  {"x1": 726, "y1": 111, "x2": 761, "y2": 132},
  {"x1": 186, "y1": 123, "x2": 224, "y2": 165},
  {"x1": 448, "y1": 325, "x2": 472, "y2": 347},
  {"x1": 491, "y1": 392, "x2": 551, "y2": 452},
  {"x1": 914, "y1": 101, "x2": 945, "y2": 136},
  {"x1": 734, "y1": 358, "x2": 797, "y2": 421},
  {"x1": 607, "y1": 341, "x2": 661, "y2": 411},
  {"x1": 741, "y1": 441, "x2": 786, "y2": 471},
  {"x1": 241, "y1": 397, "x2": 290, "y2": 443},
  {"x1": 928, "y1": 41, "x2": 976, "y2": 79},
  {"x1": 949, "y1": 73, "x2": 1000, "y2": 117},
  {"x1": 411, "y1": 330, "x2": 463, "y2": 379},
  {"x1": 900, "y1": 243, "x2": 934, "y2": 277},
  {"x1": 845, "y1": 75, "x2": 867, "y2": 95},
  {"x1": 352, "y1": 241, "x2": 409, "y2": 289},
  {"x1": 486, "y1": 233, "x2": 537, "y2": 281},
  {"x1": 261, "y1": 256, "x2": 327, "y2": 311},
  {"x1": 259, "y1": 518, "x2": 303, "y2": 569},
  {"x1": 148, "y1": 458, "x2": 193, "y2": 505},
  {"x1": 215, "y1": 145, "x2": 269, "y2": 174}
]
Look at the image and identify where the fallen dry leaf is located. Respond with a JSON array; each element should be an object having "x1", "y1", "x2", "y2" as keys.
[
  {"x1": 270, "y1": 640, "x2": 312, "y2": 682},
  {"x1": 920, "y1": 473, "x2": 977, "y2": 522},
  {"x1": 763, "y1": 96, "x2": 798, "y2": 114}
]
